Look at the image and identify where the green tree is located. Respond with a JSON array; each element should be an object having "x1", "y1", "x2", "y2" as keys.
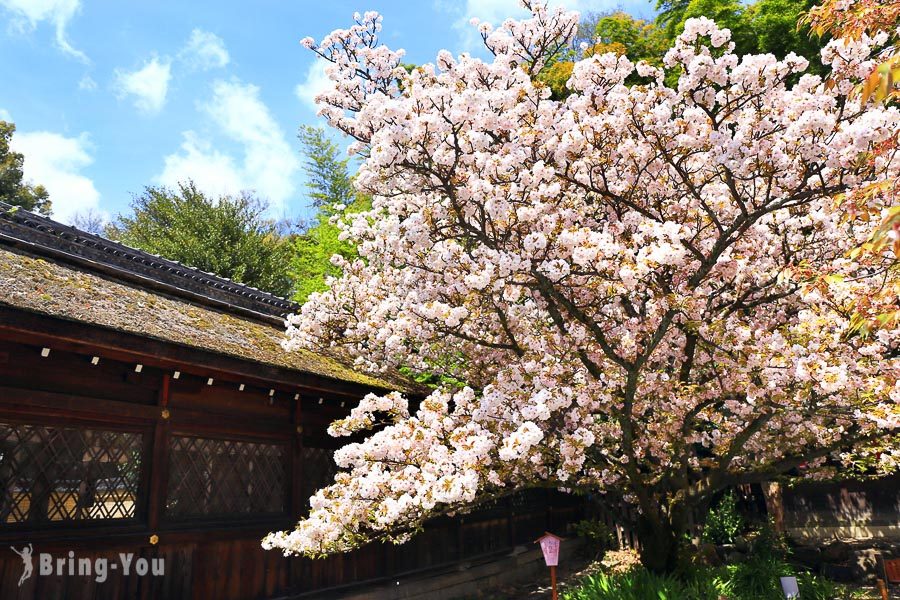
[
  {"x1": 0, "y1": 121, "x2": 52, "y2": 216},
  {"x1": 289, "y1": 126, "x2": 369, "y2": 303},
  {"x1": 297, "y1": 125, "x2": 355, "y2": 209},
  {"x1": 658, "y1": 0, "x2": 826, "y2": 71},
  {"x1": 542, "y1": 11, "x2": 669, "y2": 98},
  {"x1": 106, "y1": 182, "x2": 295, "y2": 297},
  {"x1": 290, "y1": 195, "x2": 370, "y2": 303},
  {"x1": 544, "y1": 0, "x2": 827, "y2": 99},
  {"x1": 745, "y1": 0, "x2": 825, "y2": 73},
  {"x1": 669, "y1": 0, "x2": 756, "y2": 55},
  {"x1": 655, "y1": 0, "x2": 692, "y2": 35},
  {"x1": 593, "y1": 11, "x2": 669, "y2": 65}
]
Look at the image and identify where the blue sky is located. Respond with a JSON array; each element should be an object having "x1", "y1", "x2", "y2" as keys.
[{"x1": 0, "y1": 0, "x2": 654, "y2": 225}]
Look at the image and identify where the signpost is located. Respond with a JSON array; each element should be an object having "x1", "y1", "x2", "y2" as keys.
[
  {"x1": 536, "y1": 532, "x2": 562, "y2": 600},
  {"x1": 780, "y1": 576, "x2": 799, "y2": 599}
]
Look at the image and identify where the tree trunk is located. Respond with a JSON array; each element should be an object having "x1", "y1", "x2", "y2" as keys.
[
  {"x1": 761, "y1": 482, "x2": 785, "y2": 534},
  {"x1": 635, "y1": 510, "x2": 681, "y2": 574}
]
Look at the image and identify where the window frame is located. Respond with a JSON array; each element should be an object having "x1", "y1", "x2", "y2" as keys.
[
  {"x1": 163, "y1": 432, "x2": 290, "y2": 523},
  {"x1": 0, "y1": 414, "x2": 153, "y2": 533}
]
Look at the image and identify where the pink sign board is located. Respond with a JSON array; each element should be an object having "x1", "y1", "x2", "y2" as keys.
[{"x1": 538, "y1": 533, "x2": 561, "y2": 566}]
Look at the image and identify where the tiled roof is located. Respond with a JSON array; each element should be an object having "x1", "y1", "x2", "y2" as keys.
[
  {"x1": 0, "y1": 204, "x2": 415, "y2": 393},
  {"x1": 0, "y1": 202, "x2": 298, "y2": 323}
]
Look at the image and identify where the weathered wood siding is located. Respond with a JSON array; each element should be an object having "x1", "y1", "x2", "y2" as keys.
[
  {"x1": 783, "y1": 475, "x2": 900, "y2": 539},
  {"x1": 0, "y1": 332, "x2": 582, "y2": 599}
]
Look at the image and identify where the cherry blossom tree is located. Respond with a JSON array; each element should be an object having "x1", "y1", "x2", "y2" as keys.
[
  {"x1": 804, "y1": 0, "x2": 900, "y2": 335},
  {"x1": 264, "y1": 3, "x2": 900, "y2": 571}
]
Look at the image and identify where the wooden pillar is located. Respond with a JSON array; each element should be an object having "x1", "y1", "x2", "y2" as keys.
[
  {"x1": 143, "y1": 373, "x2": 170, "y2": 600},
  {"x1": 761, "y1": 482, "x2": 785, "y2": 533},
  {"x1": 507, "y1": 495, "x2": 517, "y2": 549},
  {"x1": 291, "y1": 394, "x2": 304, "y2": 518},
  {"x1": 146, "y1": 373, "x2": 171, "y2": 533}
]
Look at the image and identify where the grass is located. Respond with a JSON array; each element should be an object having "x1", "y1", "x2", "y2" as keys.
[{"x1": 561, "y1": 555, "x2": 878, "y2": 600}]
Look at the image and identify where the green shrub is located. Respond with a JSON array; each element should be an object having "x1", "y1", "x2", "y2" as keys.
[
  {"x1": 561, "y1": 569, "x2": 711, "y2": 600},
  {"x1": 724, "y1": 555, "x2": 795, "y2": 600},
  {"x1": 562, "y1": 556, "x2": 852, "y2": 600},
  {"x1": 569, "y1": 518, "x2": 617, "y2": 557},
  {"x1": 702, "y1": 490, "x2": 745, "y2": 545},
  {"x1": 748, "y1": 517, "x2": 789, "y2": 559}
]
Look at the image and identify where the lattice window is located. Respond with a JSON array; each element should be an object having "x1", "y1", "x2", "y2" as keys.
[
  {"x1": 166, "y1": 436, "x2": 285, "y2": 518},
  {"x1": 0, "y1": 422, "x2": 143, "y2": 524},
  {"x1": 299, "y1": 446, "x2": 337, "y2": 513}
]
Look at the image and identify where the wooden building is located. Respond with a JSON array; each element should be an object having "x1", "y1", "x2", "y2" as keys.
[{"x1": 0, "y1": 205, "x2": 581, "y2": 599}]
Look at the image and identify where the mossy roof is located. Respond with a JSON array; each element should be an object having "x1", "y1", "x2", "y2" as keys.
[{"x1": 0, "y1": 246, "x2": 410, "y2": 392}]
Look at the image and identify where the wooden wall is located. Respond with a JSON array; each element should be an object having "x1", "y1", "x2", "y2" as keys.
[
  {"x1": 0, "y1": 332, "x2": 582, "y2": 599},
  {"x1": 783, "y1": 475, "x2": 900, "y2": 535}
]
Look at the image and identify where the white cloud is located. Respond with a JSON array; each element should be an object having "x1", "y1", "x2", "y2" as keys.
[
  {"x1": 158, "y1": 131, "x2": 244, "y2": 198},
  {"x1": 0, "y1": 0, "x2": 87, "y2": 62},
  {"x1": 0, "y1": 108, "x2": 10, "y2": 121},
  {"x1": 294, "y1": 60, "x2": 329, "y2": 112},
  {"x1": 78, "y1": 74, "x2": 96, "y2": 91},
  {"x1": 114, "y1": 56, "x2": 171, "y2": 116},
  {"x1": 180, "y1": 29, "x2": 229, "y2": 70},
  {"x1": 157, "y1": 79, "x2": 299, "y2": 212},
  {"x1": 10, "y1": 130, "x2": 101, "y2": 223}
]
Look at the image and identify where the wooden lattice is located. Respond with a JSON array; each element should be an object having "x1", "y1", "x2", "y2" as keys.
[
  {"x1": 0, "y1": 422, "x2": 142, "y2": 523},
  {"x1": 166, "y1": 436, "x2": 285, "y2": 518}
]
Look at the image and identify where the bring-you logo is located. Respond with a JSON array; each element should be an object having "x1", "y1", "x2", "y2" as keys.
[{"x1": 9, "y1": 544, "x2": 164, "y2": 587}]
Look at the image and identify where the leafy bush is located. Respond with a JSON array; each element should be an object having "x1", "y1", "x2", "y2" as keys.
[
  {"x1": 747, "y1": 517, "x2": 789, "y2": 560},
  {"x1": 724, "y1": 555, "x2": 798, "y2": 600},
  {"x1": 562, "y1": 568, "x2": 727, "y2": 600},
  {"x1": 702, "y1": 490, "x2": 745, "y2": 545},
  {"x1": 562, "y1": 557, "x2": 854, "y2": 600},
  {"x1": 569, "y1": 518, "x2": 617, "y2": 558}
]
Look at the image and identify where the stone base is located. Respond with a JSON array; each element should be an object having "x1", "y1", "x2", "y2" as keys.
[{"x1": 787, "y1": 525, "x2": 900, "y2": 542}]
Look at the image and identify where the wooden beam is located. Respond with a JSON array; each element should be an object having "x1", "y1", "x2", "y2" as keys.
[
  {"x1": 0, "y1": 385, "x2": 295, "y2": 437},
  {"x1": 291, "y1": 396, "x2": 305, "y2": 518},
  {"x1": 0, "y1": 518, "x2": 294, "y2": 546},
  {"x1": 0, "y1": 386, "x2": 159, "y2": 423},
  {"x1": 147, "y1": 373, "x2": 171, "y2": 534},
  {"x1": 0, "y1": 306, "x2": 390, "y2": 399}
]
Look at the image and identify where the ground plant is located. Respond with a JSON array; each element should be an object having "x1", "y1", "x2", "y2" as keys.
[{"x1": 701, "y1": 491, "x2": 745, "y2": 545}]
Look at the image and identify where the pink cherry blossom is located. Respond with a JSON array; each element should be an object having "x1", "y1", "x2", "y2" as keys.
[{"x1": 264, "y1": 3, "x2": 899, "y2": 569}]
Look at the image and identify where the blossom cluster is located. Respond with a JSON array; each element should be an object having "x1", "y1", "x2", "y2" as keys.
[{"x1": 265, "y1": 3, "x2": 899, "y2": 558}]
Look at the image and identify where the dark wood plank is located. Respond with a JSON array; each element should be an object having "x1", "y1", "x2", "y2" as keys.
[
  {"x1": 0, "y1": 307, "x2": 397, "y2": 399},
  {"x1": 147, "y1": 373, "x2": 171, "y2": 536},
  {"x1": 0, "y1": 386, "x2": 160, "y2": 423}
]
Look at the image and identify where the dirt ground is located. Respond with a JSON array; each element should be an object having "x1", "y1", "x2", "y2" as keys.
[{"x1": 470, "y1": 555, "x2": 601, "y2": 599}]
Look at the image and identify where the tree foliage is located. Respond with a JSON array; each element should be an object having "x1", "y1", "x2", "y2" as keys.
[
  {"x1": 543, "y1": 0, "x2": 828, "y2": 99},
  {"x1": 807, "y1": 0, "x2": 900, "y2": 104},
  {"x1": 592, "y1": 11, "x2": 669, "y2": 63},
  {"x1": 802, "y1": 0, "x2": 900, "y2": 335},
  {"x1": 264, "y1": 6, "x2": 899, "y2": 573},
  {"x1": 106, "y1": 182, "x2": 294, "y2": 297},
  {"x1": 0, "y1": 121, "x2": 51, "y2": 216},
  {"x1": 297, "y1": 125, "x2": 356, "y2": 210},
  {"x1": 658, "y1": 0, "x2": 824, "y2": 64},
  {"x1": 290, "y1": 195, "x2": 370, "y2": 303},
  {"x1": 746, "y1": 0, "x2": 825, "y2": 69},
  {"x1": 290, "y1": 126, "x2": 370, "y2": 303}
]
